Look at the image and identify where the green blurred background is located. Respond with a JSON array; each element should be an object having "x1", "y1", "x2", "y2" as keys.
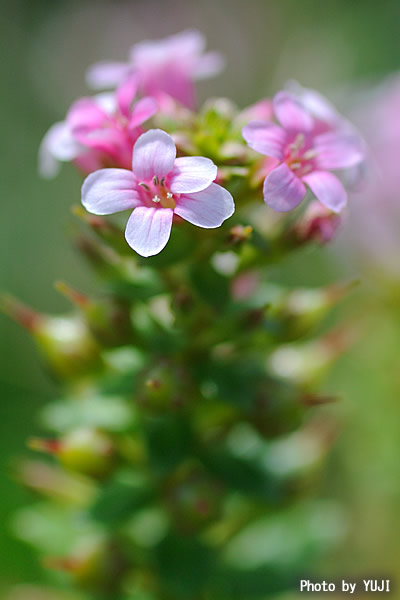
[{"x1": 1, "y1": 0, "x2": 400, "y2": 595}]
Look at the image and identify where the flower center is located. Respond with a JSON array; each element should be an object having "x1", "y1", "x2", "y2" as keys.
[
  {"x1": 139, "y1": 176, "x2": 177, "y2": 209},
  {"x1": 285, "y1": 133, "x2": 317, "y2": 177}
]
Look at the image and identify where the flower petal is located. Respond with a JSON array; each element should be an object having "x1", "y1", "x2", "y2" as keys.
[
  {"x1": 242, "y1": 121, "x2": 286, "y2": 159},
  {"x1": 174, "y1": 183, "x2": 234, "y2": 228},
  {"x1": 129, "y1": 96, "x2": 158, "y2": 129},
  {"x1": 314, "y1": 131, "x2": 365, "y2": 170},
  {"x1": 302, "y1": 170, "x2": 347, "y2": 213},
  {"x1": 125, "y1": 206, "x2": 173, "y2": 257},
  {"x1": 67, "y1": 98, "x2": 108, "y2": 134},
  {"x1": 194, "y1": 51, "x2": 225, "y2": 79},
  {"x1": 169, "y1": 157, "x2": 218, "y2": 194},
  {"x1": 263, "y1": 163, "x2": 306, "y2": 212},
  {"x1": 116, "y1": 75, "x2": 139, "y2": 117},
  {"x1": 86, "y1": 61, "x2": 131, "y2": 89},
  {"x1": 273, "y1": 91, "x2": 313, "y2": 132},
  {"x1": 81, "y1": 169, "x2": 140, "y2": 215},
  {"x1": 132, "y1": 129, "x2": 176, "y2": 181}
]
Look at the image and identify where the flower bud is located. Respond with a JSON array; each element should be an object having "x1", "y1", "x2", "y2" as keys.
[
  {"x1": 269, "y1": 281, "x2": 357, "y2": 340},
  {"x1": 55, "y1": 281, "x2": 133, "y2": 348},
  {"x1": 29, "y1": 428, "x2": 114, "y2": 479},
  {"x1": 44, "y1": 536, "x2": 126, "y2": 593},
  {"x1": 268, "y1": 326, "x2": 354, "y2": 389},
  {"x1": 17, "y1": 459, "x2": 95, "y2": 505},
  {"x1": 293, "y1": 201, "x2": 342, "y2": 245},
  {"x1": 140, "y1": 363, "x2": 187, "y2": 413},
  {"x1": 164, "y1": 462, "x2": 223, "y2": 533},
  {"x1": 1, "y1": 294, "x2": 102, "y2": 380}
]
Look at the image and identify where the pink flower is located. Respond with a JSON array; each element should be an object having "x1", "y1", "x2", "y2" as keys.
[
  {"x1": 81, "y1": 129, "x2": 235, "y2": 257},
  {"x1": 242, "y1": 90, "x2": 365, "y2": 213},
  {"x1": 39, "y1": 78, "x2": 157, "y2": 178},
  {"x1": 86, "y1": 30, "x2": 224, "y2": 109}
]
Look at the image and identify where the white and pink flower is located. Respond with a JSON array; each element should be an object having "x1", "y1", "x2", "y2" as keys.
[
  {"x1": 81, "y1": 129, "x2": 235, "y2": 257},
  {"x1": 39, "y1": 78, "x2": 157, "y2": 178},
  {"x1": 242, "y1": 90, "x2": 365, "y2": 213},
  {"x1": 86, "y1": 30, "x2": 224, "y2": 109}
]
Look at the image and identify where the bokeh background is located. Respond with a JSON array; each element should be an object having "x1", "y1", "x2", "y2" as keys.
[{"x1": 1, "y1": 0, "x2": 400, "y2": 596}]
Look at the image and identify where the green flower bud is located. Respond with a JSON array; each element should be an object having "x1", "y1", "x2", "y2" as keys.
[{"x1": 164, "y1": 462, "x2": 224, "y2": 534}]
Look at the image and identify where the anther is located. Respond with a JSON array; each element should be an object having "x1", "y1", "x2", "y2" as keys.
[
  {"x1": 166, "y1": 192, "x2": 174, "y2": 199},
  {"x1": 152, "y1": 195, "x2": 161, "y2": 203},
  {"x1": 153, "y1": 175, "x2": 159, "y2": 185},
  {"x1": 139, "y1": 182, "x2": 150, "y2": 191}
]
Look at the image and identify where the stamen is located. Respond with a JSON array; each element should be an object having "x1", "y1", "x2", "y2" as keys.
[
  {"x1": 139, "y1": 182, "x2": 150, "y2": 191},
  {"x1": 289, "y1": 133, "x2": 305, "y2": 153},
  {"x1": 160, "y1": 177, "x2": 165, "y2": 187},
  {"x1": 166, "y1": 192, "x2": 174, "y2": 199},
  {"x1": 153, "y1": 175, "x2": 159, "y2": 185},
  {"x1": 290, "y1": 161, "x2": 301, "y2": 170},
  {"x1": 152, "y1": 195, "x2": 161, "y2": 203},
  {"x1": 303, "y1": 149, "x2": 318, "y2": 160}
]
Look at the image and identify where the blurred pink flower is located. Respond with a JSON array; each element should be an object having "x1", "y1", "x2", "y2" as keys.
[
  {"x1": 39, "y1": 78, "x2": 157, "y2": 178},
  {"x1": 242, "y1": 90, "x2": 365, "y2": 213},
  {"x1": 86, "y1": 29, "x2": 224, "y2": 109},
  {"x1": 81, "y1": 129, "x2": 235, "y2": 257}
]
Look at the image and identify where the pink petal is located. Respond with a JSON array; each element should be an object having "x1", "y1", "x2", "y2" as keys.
[
  {"x1": 263, "y1": 163, "x2": 306, "y2": 212},
  {"x1": 86, "y1": 61, "x2": 131, "y2": 89},
  {"x1": 81, "y1": 169, "x2": 140, "y2": 215},
  {"x1": 169, "y1": 157, "x2": 217, "y2": 194},
  {"x1": 125, "y1": 206, "x2": 173, "y2": 257},
  {"x1": 132, "y1": 129, "x2": 176, "y2": 181},
  {"x1": 67, "y1": 98, "x2": 108, "y2": 134},
  {"x1": 242, "y1": 121, "x2": 286, "y2": 159},
  {"x1": 302, "y1": 170, "x2": 347, "y2": 213},
  {"x1": 314, "y1": 131, "x2": 365, "y2": 170},
  {"x1": 116, "y1": 75, "x2": 139, "y2": 117},
  {"x1": 174, "y1": 183, "x2": 234, "y2": 228},
  {"x1": 273, "y1": 91, "x2": 313, "y2": 132},
  {"x1": 194, "y1": 51, "x2": 225, "y2": 79},
  {"x1": 129, "y1": 96, "x2": 158, "y2": 129}
]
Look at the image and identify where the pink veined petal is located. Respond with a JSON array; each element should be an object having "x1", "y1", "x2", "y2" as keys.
[
  {"x1": 242, "y1": 121, "x2": 287, "y2": 159},
  {"x1": 81, "y1": 169, "x2": 140, "y2": 215},
  {"x1": 314, "y1": 131, "x2": 365, "y2": 170},
  {"x1": 125, "y1": 206, "x2": 174, "y2": 257},
  {"x1": 263, "y1": 163, "x2": 306, "y2": 212},
  {"x1": 193, "y1": 51, "x2": 225, "y2": 79},
  {"x1": 67, "y1": 98, "x2": 108, "y2": 134},
  {"x1": 129, "y1": 96, "x2": 158, "y2": 129},
  {"x1": 86, "y1": 61, "x2": 131, "y2": 89},
  {"x1": 169, "y1": 156, "x2": 218, "y2": 194},
  {"x1": 273, "y1": 91, "x2": 313, "y2": 132},
  {"x1": 174, "y1": 183, "x2": 235, "y2": 228},
  {"x1": 116, "y1": 75, "x2": 139, "y2": 117},
  {"x1": 302, "y1": 170, "x2": 347, "y2": 213},
  {"x1": 132, "y1": 129, "x2": 176, "y2": 180}
]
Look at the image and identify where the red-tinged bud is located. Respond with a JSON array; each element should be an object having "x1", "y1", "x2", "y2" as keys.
[
  {"x1": 0, "y1": 294, "x2": 42, "y2": 332},
  {"x1": 55, "y1": 281, "x2": 133, "y2": 348},
  {"x1": 268, "y1": 326, "x2": 356, "y2": 389},
  {"x1": 44, "y1": 536, "x2": 127, "y2": 592},
  {"x1": 17, "y1": 459, "x2": 95, "y2": 505},
  {"x1": 1, "y1": 294, "x2": 103, "y2": 379},
  {"x1": 264, "y1": 416, "x2": 340, "y2": 480},
  {"x1": 164, "y1": 462, "x2": 223, "y2": 534},
  {"x1": 293, "y1": 201, "x2": 342, "y2": 245},
  {"x1": 269, "y1": 280, "x2": 358, "y2": 340},
  {"x1": 29, "y1": 429, "x2": 114, "y2": 479},
  {"x1": 140, "y1": 363, "x2": 187, "y2": 413}
]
